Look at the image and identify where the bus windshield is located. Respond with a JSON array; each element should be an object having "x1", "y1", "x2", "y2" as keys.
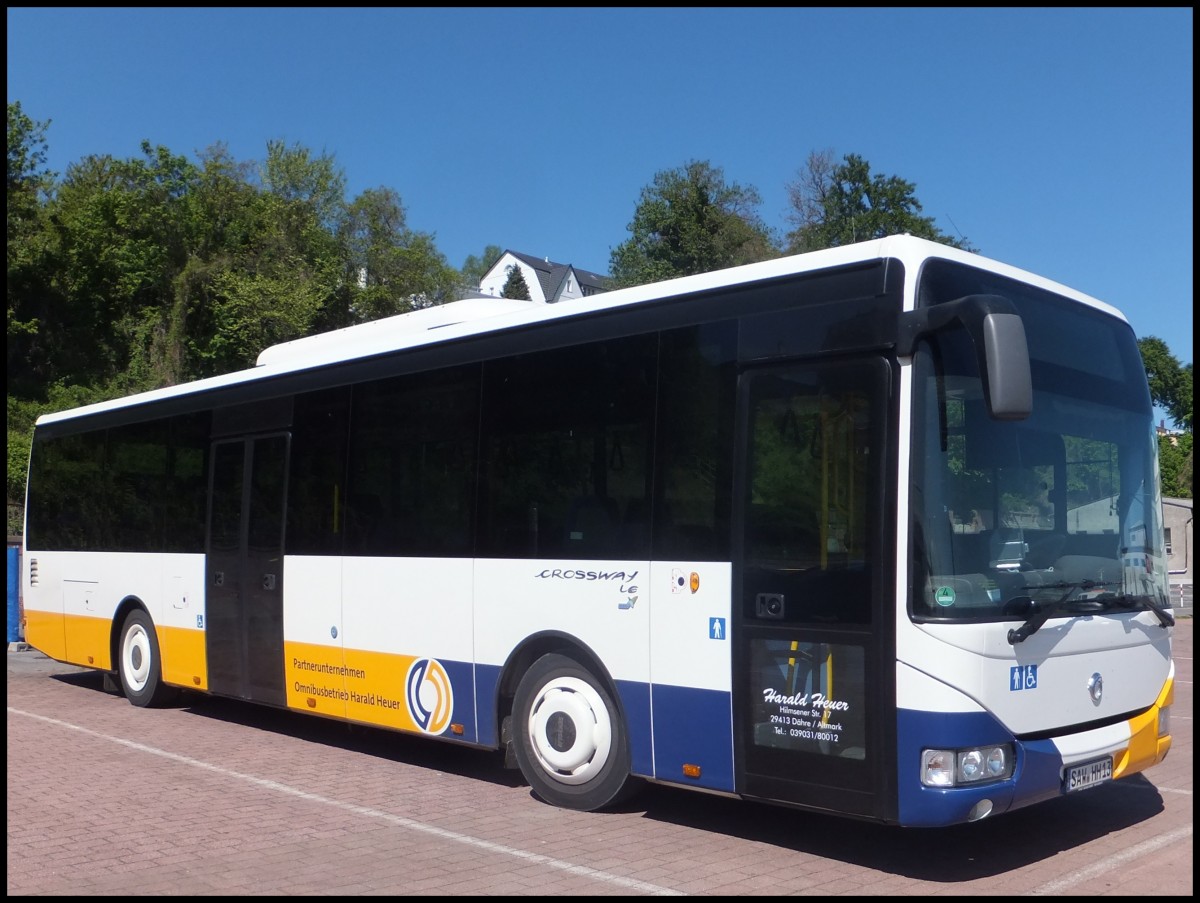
[{"x1": 909, "y1": 261, "x2": 1172, "y2": 626}]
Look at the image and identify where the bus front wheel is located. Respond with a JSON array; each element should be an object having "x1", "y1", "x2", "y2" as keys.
[
  {"x1": 117, "y1": 609, "x2": 179, "y2": 708},
  {"x1": 512, "y1": 653, "x2": 638, "y2": 811}
]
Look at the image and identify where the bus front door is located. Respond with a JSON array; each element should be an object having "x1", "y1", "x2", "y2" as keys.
[
  {"x1": 733, "y1": 359, "x2": 891, "y2": 821},
  {"x1": 206, "y1": 434, "x2": 289, "y2": 706}
]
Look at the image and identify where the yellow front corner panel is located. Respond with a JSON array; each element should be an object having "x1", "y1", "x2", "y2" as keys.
[
  {"x1": 158, "y1": 624, "x2": 208, "y2": 691},
  {"x1": 1114, "y1": 673, "x2": 1174, "y2": 778}
]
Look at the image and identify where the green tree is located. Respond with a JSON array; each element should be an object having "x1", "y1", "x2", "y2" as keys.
[
  {"x1": 7, "y1": 101, "x2": 54, "y2": 234},
  {"x1": 17, "y1": 144, "x2": 199, "y2": 396},
  {"x1": 460, "y1": 244, "x2": 503, "y2": 290},
  {"x1": 501, "y1": 263, "x2": 531, "y2": 300},
  {"x1": 1138, "y1": 336, "x2": 1193, "y2": 432},
  {"x1": 7, "y1": 102, "x2": 57, "y2": 398},
  {"x1": 181, "y1": 139, "x2": 349, "y2": 374},
  {"x1": 1158, "y1": 431, "x2": 1193, "y2": 499},
  {"x1": 260, "y1": 139, "x2": 346, "y2": 232},
  {"x1": 4, "y1": 120, "x2": 469, "y2": 532},
  {"x1": 1139, "y1": 336, "x2": 1192, "y2": 499},
  {"x1": 165, "y1": 143, "x2": 264, "y2": 384},
  {"x1": 339, "y1": 186, "x2": 460, "y2": 323},
  {"x1": 785, "y1": 150, "x2": 974, "y2": 254},
  {"x1": 609, "y1": 160, "x2": 778, "y2": 288}
]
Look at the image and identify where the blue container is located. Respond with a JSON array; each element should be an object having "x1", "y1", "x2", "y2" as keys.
[{"x1": 7, "y1": 545, "x2": 19, "y2": 643}]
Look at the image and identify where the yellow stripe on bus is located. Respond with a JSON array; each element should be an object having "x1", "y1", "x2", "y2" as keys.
[
  {"x1": 158, "y1": 624, "x2": 208, "y2": 691},
  {"x1": 23, "y1": 609, "x2": 67, "y2": 662},
  {"x1": 55, "y1": 612, "x2": 112, "y2": 670},
  {"x1": 284, "y1": 641, "x2": 424, "y2": 732}
]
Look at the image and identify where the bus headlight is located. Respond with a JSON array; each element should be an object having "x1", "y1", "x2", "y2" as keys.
[
  {"x1": 922, "y1": 744, "x2": 1013, "y2": 787},
  {"x1": 922, "y1": 749, "x2": 955, "y2": 786},
  {"x1": 986, "y1": 746, "x2": 1009, "y2": 778},
  {"x1": 1158, "y1": 706, "x2": 1170, "y2": 737}
]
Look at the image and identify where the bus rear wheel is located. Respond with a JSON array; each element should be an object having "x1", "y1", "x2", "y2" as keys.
[
  {"x1": 512, "y1": 653, "x2": 638, "y2": 812},
  {"x1": 117, "y1": 609, "x2": 179, "y2": 708}
]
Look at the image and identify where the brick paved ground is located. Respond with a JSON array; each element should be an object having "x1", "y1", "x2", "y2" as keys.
[{"x1": 7, "y1": 619, "x2": 1192, "y2": 896}]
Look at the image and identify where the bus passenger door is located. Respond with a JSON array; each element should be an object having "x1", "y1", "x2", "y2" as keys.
[
  {"x1": 206, "y1": 434, "x2": 289, "y2": 706},
  {"x1": 734, "y1": 359, "x2": 891, "y2": 821}
]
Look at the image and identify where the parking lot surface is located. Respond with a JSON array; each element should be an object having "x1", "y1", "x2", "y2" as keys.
[{"x1": 7, "y1": 619, "x2": 1193, "y2": 896}]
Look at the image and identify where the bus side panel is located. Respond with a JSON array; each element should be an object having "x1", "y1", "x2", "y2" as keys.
[
  {"x1": 283, "y1": 555, "x2": 347, "y2": 720},
  {"x1": 614, "y1": 679, "x2": 653, "y2": 777},
  {"x1": 24, "y1": 545, "x2": 69, "y2": 661},
  {"x1": 60, "y1": 561, "x2": 110, "y2": 668},
  {"x1": 22, "y1": 605, "x2": 67, "y2": 662},
  {"x1": 340, "y1": 557, "x2": 475, "y2": 739},
  {"x1": 277, "y1": 557, "x2": 477, "y2": 739},
  {"x1": 473, "y1": 558, "x2": 652, "y2": 770},
  {"x1": 474, "y1": 662, "x2": 502, "y2": 747},
  {"x1": 280, "y1": 556, "x2": 473, "y2": 740},
  {"x1": 156, "y1": 554, "x2": 208, "y2": 691},
  {"x1": 648, "y1": 561, "x2": 735, "y2": 793},
  {"x1": 25, "y1": 551, "x2": 175, "y2": 673}
]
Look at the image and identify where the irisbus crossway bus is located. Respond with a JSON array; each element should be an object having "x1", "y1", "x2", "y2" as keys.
[{"x1": 20, "y1": 234, "x2": 1174, "y2": 826}]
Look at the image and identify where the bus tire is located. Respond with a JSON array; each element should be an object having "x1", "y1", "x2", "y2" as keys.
[
  {"x1": 117, "y1": 609, "x2": 179, "y2": 708},
  {"x1": 512, "y1": 653, "x2": 638, "y2": 812}
]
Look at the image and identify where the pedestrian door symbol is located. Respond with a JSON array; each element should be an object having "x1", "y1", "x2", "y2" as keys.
[{"x1": 709, "y1": 618, "x2": 726, "y2": 640}]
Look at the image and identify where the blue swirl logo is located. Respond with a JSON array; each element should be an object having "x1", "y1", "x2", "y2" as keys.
[{"x1": 406, "y1": 658, "x2": 454, "y2": 734}]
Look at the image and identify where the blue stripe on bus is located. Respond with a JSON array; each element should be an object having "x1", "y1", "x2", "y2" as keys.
[
  {"x1": 471, "y1": 668, "x2": 731, "y2": 793},
  {"x1": 896, "y1": 708, "x2": 1064, "y2": 826},
  {"x1": 438, "y1": 658, "x2": 478, "y2": 743},
  {"x1": 615, "y1": 679, "x2": 654, "y2": 778},
  {"x1": 651, "y1": 684, "x2": 735, "y2": 792},
  {"x1": 475, "y1": 663, "x2": 501, "y2": 745},
  {"x1": 469, "y1": 666, "x2": 654, "y2": 780},
  {"x1": 473, "y1": 667, "x2": 677, "y2": 783}
]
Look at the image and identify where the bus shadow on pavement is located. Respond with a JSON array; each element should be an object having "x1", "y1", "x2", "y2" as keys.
[
  {"x1": 626, "y1": 774, "x2": 1166, "y2": 881},
  {"x1": 44, "y1": 665, "x2": 1170, "y2": 880},
  {"x1": 173, "y1": 688, "x2": 529, "y2": 790}
]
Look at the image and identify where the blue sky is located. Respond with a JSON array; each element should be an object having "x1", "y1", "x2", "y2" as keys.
[{"x1": 7, "y1": 8, "x2": 1194, "y2": 380}]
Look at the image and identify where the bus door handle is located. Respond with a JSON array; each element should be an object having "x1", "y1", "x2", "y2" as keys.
[
  {"x1": 262, "y1": 573, "x2": 277, "y2": 591},
  {"x1": 214, "y1": 571, "x2": 224, "y2": 587}
]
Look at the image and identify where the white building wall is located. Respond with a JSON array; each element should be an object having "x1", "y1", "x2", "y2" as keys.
[
  {"x1": 1163, "y1": 496, "x2": 1193, "y2": 584},
  {"x1": 478, "y1": 253, "x2": 546, "y2": 303},
  {"x1": 552, "y1": 269, "x2": 582, "y2": 304}
]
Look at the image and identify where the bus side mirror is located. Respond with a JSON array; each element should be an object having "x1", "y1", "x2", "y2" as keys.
[{"x1": 897, "y1": 294, "x2": 1032, "y2": 421}]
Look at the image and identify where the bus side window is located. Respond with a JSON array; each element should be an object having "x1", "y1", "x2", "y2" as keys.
[
  {"x1": 564, "y1": 494, "x2": 621, "y2": 554},
  {"x1": 480, "y1": 335, "x2": 655, "y2": 561},
  {"x1": 288, "y1": 387, "x2": 350, "y2": 556},
  {"x1": 654, "y1": 322, "x2": 737, "y2": 561}
]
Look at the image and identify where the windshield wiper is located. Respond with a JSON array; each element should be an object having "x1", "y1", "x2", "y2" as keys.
[
  {"x1": 1006, "y1": 598, "x2": 1056, "y2": 645},
  {"x1": 1007, "y1": 581, "x2": 1175, "y2": 643},
  {"x1": 1112, "y1": 593, "x2": 1176, "y2": 628},
  {"x1": 1006, "y1": 580, "x2": 1120, "y2": 645}
]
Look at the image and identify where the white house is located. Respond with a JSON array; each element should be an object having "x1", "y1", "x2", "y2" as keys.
[{"x1": 477, "y1": 250, "x2": 610, "y2": 304}]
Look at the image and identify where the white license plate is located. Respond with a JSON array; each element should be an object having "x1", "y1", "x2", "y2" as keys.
[{"x1": 1064, "y1": 757, "x2": 1113, "y2": 793}]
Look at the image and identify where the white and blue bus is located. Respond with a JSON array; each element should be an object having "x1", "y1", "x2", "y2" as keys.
[{"x1": 20, "y1": 234, "x2": 1175, "y2": 826}]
